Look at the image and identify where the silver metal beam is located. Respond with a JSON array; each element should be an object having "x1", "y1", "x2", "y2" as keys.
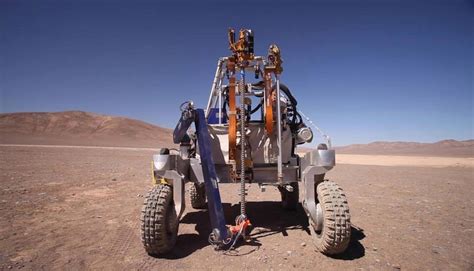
[
  {"x1": 275, "y1": 75, "x2": 283, "y2": 182},
  {"x1": 206, "y1": 57, "x2": 226, "y2": 117}
]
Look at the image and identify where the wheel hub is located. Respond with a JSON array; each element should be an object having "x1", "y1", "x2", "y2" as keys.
[{"x1": 314, "y1": 203, "x2": 323, "y2": 232}]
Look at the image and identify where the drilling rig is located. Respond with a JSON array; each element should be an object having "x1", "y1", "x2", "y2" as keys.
[{"x1": 141, "y1": 28, "x2": 351, "y2": 255}]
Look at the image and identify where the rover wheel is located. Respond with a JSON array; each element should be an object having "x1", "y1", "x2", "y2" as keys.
[
  {"x1": 278, "y1": 182, "x2": 299, "y2": 210},
  {"x1": 310, "y1": 180, "x2": 351, "y2": 255},
  {"x1": 190, "y1": 182, "x2": 207, "y2": 209},
  {"x1": 141, "y1": 184, "x2": 178, "y2": 255}
]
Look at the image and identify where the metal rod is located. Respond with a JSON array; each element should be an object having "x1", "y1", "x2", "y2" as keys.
[
  {"x1": 275, "y1": 74, "x2": 283, "y2": 182},
  {"x1": 218, "y1": 67, "x2": 226, "y2": 124},
  {"x1": 239, "y1": 69, "x2": 246, "y2": 216},
  {"x1": 206, "y1": 57, "x2": 225, "y2": 118},
  {"x1": 218, "y1": 83, "x2": 222, "y2": 124}
]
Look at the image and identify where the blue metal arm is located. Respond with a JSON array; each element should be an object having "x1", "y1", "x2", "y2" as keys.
[
  {"x1": 194, "y1": 109, "x2": 229, "y2": 242},
  {"x1": 173, "y1": 107, "x2": 229, "y2": 243}
]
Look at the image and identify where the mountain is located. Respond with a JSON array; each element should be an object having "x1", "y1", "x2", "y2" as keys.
[
  {"x1": 335, "y1": 139, "x2": 474, "y2": 157},
  {"x1": 2, "y1": 111, "x2": 472, "y2": 157},
  {"x1": 0, "y1": 111, "x2": 174, "y2": 148}
]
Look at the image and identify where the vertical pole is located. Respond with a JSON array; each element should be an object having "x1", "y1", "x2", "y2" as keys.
[
  {"x1": 275, "y1": 74, "x2": 283, "y2": 182},
  {"x1": 218, "y1": 86, "x2": 222, "y2": 124},
  {"x1": 217, "y1": 67, "x2": 225, "y2": 124},
  {"x1": 239, "y1": 69, "x2": 246, "y2": 217}
]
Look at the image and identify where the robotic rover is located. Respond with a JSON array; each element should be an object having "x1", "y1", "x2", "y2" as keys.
[{"x1": 141, "y1": 28, "x2": 351, "y2": 255}]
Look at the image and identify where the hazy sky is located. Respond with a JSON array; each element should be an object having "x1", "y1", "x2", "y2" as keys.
[{"x1": 1, "y1": 0, "x2": 472, "y2": 146}]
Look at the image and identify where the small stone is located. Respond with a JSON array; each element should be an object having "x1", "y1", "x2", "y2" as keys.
[
  {"x1": 373, "y1": 247, "x2": 378, "y2": 251},
  {"x1": 286, "y1": 250, "x2": 292, "y2": 255},
  {"x1": 392, "y1": 264, "x2": 401, "y2": 270},
  {"x1": 111, "y1": 178, "x2": 117, "y2": 181},
  {"x1": 375, "y1": 259, "x2": 380, "y2": 263},
  {"x1": 7, "y1": 265, "x2": 12, "y2": 269},
  {"x1": 300, "y1": 242, "x2": 306, "y2": 247}
]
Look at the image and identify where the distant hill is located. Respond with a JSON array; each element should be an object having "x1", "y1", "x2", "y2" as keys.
[
  {"x1": 0, "y1": 111, "x2": 174, "y2": 148},
  {"x1": 2, "y1": 111, "x2": 472, "y2": 157},
  {"x1": 335, "y1": 139, "x2": 474, "y2": 157}
]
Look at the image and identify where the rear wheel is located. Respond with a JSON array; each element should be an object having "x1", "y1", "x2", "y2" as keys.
[
  {"x1": 310, "y1": 180, "x2": 351, "y2": 255},
  {"x1": 190, "y1": 183, "x2": 207, "y2": 209},
  {"x1": 278, "y1": 182, "x2": 299, "y2": 210},
  {"x1": 141, "y1": 184, "x2": 178, "y2": 255}
]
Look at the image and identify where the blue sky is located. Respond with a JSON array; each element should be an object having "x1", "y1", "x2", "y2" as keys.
[{"x1": 1, "y1": 0, "x2": 472, "y2": 146}]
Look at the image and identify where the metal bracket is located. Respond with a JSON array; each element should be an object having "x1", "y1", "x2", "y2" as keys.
[
  {"x1": 302, "y1": 166, "x2": 326, "y2": 227},
  {"x1": 161, "y1": 170, "x2": 186, "y2": 220}
]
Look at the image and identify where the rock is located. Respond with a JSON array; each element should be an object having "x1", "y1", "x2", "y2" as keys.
[
  {"x1": 300, "y1": 242, "x2": 306, "y2": 247},
  {"x1": 392, "y1": 264, "x2": 401, "y2": 270},
  {"x1": 7, "y1": 265, "x2": 12, "y2": 269},
  {"x1": 373, "y1": 247, "x2": 378, "y2": 251},
  {"x1": 375, "y1": 259, "x2": 380, "y2": 263},
  {"x1": 286, "y1": 250, "x2": 292, "y2": 255}
]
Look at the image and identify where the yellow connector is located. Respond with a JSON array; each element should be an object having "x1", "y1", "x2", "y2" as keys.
[{"x1": 151, "y1": 161, "x2": 168, "y2": 185}]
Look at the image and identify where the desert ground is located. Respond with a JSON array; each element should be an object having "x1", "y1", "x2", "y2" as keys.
[{"x1": 1, "y1": 144, "x2": 473, "y2": 270}]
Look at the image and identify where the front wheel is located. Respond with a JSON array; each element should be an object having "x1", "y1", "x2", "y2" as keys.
[
  {"x1": 310, "y1": 180, "x2": 351, "y2": 255},
  {"x1": 141, "y1": 184, "x2": 178, "y2": 255}
]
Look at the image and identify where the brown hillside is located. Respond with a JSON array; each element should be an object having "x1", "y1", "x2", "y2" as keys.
[{"x1": 0, "y1": 111, "x2": 174, "y2": 148}]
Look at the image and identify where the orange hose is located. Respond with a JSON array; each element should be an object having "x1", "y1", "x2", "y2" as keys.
[{"x1": 264, "y1": 70, "x2": 273, "y2": 134}]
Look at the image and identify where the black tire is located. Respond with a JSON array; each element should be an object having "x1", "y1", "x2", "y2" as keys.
[
  {"x1": 278, "y1": 182, "x2": 299, "y2": 210},
  {"x1": 310, "y1": 180, "x2": 351, "y2": 255},
  {"x1": 141, "y1": 184, "x2": 178, "y2": 255},
  {"x1": 189, "y1": 183, "x2": 206, "y2": 209}
]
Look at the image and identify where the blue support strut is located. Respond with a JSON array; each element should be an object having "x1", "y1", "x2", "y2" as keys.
[{"x1": 194, "y1": 109, "x2": 229, "y2": 243}]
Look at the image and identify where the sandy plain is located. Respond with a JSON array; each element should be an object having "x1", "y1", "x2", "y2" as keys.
[{"x1": 1, "y1": 144, "x2": 473, "y2": 270}]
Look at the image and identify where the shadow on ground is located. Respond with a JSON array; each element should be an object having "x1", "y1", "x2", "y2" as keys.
[
  {"x1": 329, "y1": 225, "x2": 366, "y2": 260},
  {"x1": 154, "y1": 201, "x2": 365, "y2": 260}
]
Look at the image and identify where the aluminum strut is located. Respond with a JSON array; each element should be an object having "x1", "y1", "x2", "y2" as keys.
[{"x1": 275, "y1": 75, "x2": 283, "y2": 182}]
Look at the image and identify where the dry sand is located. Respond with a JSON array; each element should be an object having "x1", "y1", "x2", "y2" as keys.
[{"x1": 1, "y1": 145, "x2": 473, "y2": 270}]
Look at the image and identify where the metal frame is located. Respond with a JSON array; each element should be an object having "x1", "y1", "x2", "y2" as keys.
[{"x1": 152, "y1": 47, "x2": 337, "y2": 248}]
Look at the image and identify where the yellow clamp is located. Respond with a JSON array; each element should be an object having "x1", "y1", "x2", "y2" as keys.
[{"x1": 151, "y1": 161, "x2": 168, "y2": 185}]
